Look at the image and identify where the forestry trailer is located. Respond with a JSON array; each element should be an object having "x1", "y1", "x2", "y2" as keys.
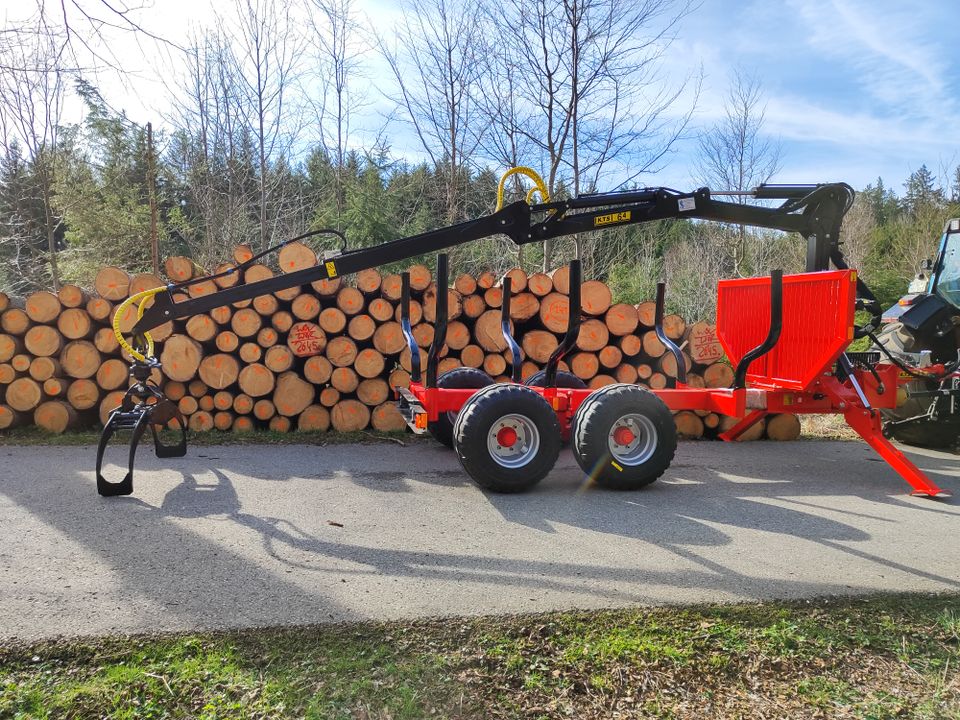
[{"x1": 95, "y1": 168, "x2": 955, "y2": 498}]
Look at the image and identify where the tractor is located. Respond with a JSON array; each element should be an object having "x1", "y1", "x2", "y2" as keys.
[{"x1": 874, "y1": 218, "x2": 960, "y2": 448}]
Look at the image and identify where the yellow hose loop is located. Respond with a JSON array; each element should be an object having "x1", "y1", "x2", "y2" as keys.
[
  {"x1": 496, "y1": 166, "x2": 550, "y2": 211},
  {"x1": 525, "y1": 186, "x2": 546, "y2": 205},
  {"x1": 113, "y1": 286, "x2": 165, "y2": 363}
]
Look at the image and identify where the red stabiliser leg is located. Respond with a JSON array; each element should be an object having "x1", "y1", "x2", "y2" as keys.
[
  {"x1": 844, "y1": 408, "x2": 946, "y2": 497},
  {"x1": 718, "y1": 409, "x2": 767, "y2": 442}
]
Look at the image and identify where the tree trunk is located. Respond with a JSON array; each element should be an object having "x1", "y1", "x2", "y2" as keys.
[
  {"x1": 238, "y1": 363, "x2": 275, "y2": 397},
  {"x1": 298, "y1": 404, "x2": 330, "y2": 431},
  {"x1": 272, "y1": 371, "x2": 315, "y2": 417},
  {"x1": 331, "y1": 399, "x2": 371, "y2": 431},
  {"x1": 25, "y1": 291, "x2": 61, "y2": 324},
  {"x1": 34, "y1": 401, "x2": 79, "y2": 433},
  {"x1": 61, "y1": 340, "x2": 102, "y2": 379},
  {"x1": 159, "y1": 335, "x2": 202, "y2": 382},
  {"x1": 765, "y1": 413, "x2": 801, "y2": 441},
  {"x1": 198, "y1": 354, "x2": 241, "y2": 389}
]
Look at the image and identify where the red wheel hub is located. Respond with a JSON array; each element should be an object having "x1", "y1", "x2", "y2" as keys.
[
  {"x1": 496, "y1": 426, "x2": 518, "y2": 447},
  {"x1": 613, "y1": 426, "x2": 636, "y2": 446}
]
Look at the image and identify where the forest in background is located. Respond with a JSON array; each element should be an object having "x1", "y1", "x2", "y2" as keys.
[{"x1": 1, "y1": 0, "x2": 959, "y2": 321}]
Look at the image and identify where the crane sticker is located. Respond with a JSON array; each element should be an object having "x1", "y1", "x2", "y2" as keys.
[{"x1": 594, "y1": 211, "x2": 631, "y2": 227}]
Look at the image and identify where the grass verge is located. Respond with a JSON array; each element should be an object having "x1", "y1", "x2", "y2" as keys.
[{"x1": 2, "y1": 593, "x2": 958, "y2": 719}]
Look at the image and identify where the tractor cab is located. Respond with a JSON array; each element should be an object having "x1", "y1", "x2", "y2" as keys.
[{"x1": 930, "y1": 217, "x2": 960, "y2": 308}]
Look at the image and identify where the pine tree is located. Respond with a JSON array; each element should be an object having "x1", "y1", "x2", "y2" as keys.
[
  {"x1": 53, "y1": 83, "x2": 158, "y2": 284},
  {"x1": 0, "y1": 141, "x2": 63, "y2": 292},
  {"x1": 903, "y1": 164, "x2": 945, "y2": 216}
]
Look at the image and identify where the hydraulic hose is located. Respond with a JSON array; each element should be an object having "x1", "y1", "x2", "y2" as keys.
[
  {"x1": 113, "y1": 287, "x2": 166, "y2": 363},
  {"x1": 866, "y1": 329, "x2": 960, "y2": 380},
  {"x1": 496, "y1": 166, "x2": 550, "y2": 211}
]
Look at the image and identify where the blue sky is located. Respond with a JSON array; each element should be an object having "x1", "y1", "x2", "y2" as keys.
[
  {"x1": 658, "y1": 0, "x2": 960, "y2": 192},
  {"x1": 39, "y1": 0, "x2": 960, "y2": 195}
]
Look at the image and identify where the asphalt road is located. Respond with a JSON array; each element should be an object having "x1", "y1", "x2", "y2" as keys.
[{"x1": 0, "y1": 438, "x2": 958, "y2": 641}]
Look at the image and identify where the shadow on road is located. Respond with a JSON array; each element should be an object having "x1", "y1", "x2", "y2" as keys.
[{"x1": 0, "y1": 437, "x2": 957, "y2": 639}]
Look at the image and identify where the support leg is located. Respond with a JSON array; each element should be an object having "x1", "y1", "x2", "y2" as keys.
[
  {"x1": 844, "y1": 408, "x2": 946, "y2": 497},
  {"x1": 718, "y1": 409, "x2": 767, "y2": 442}
]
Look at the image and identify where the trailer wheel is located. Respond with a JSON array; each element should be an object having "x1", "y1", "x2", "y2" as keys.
[
  {"x1": 427, "y1": 367, "x2": 494, "y2": 448},
  {"x1": 453, "y1": 383, "x2": 561, "y2": 492},
  {"x1": 524, "y1": 369, "x2": 587, "y2": 389},
  {"x1": 572, "y1": 383, "x2": 676, "y2": 490}
]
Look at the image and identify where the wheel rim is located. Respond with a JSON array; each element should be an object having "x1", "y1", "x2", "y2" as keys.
[
  {"x1": 487, "y1": 413, "x2": 540, "y2": 468},
  {"x1": 607, "y1": 412, "x2": 657, "y2": 466}
]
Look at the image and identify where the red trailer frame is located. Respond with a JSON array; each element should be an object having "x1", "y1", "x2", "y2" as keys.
[{"x1": 399, "y1": 256, "x2": 946, "y2": 497}]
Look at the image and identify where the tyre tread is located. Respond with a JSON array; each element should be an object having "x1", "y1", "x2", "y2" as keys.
[
  {"x1": 454, "y1": 383, "x2": 561, "y2": 492},
  {"x1": 572, "y1": 383, "x2": 676, "y2": 490}
]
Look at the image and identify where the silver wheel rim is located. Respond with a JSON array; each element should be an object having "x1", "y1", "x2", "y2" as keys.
[
  {"x1": 487, "y1": 413, "x2": 540, "y2": 468},
  {"x1": 607, "y1": 413, "x2": 657, "y2": 466}
]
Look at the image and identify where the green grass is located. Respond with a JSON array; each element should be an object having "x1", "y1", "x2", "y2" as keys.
[{"x1": 2, "y1": 593, "x2": 958, "y2": 719}]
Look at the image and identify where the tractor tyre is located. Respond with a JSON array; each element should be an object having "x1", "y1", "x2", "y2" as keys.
[
  {"x1": 874, "y1": 322, "x2": 960, "y2": 449},
  {"x1": 427, "y1": 367, "x2": 495, "y2": 448},
  {"x1": 453, "y1": 383, "x2": 561, "y2": 493},
  {"x1": 572, "y1": 383, "x2": 676, "y2": 490}
]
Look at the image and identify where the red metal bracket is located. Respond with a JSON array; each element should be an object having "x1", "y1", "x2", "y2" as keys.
[
  {"x1": 819, "y1": 374, "x2": 945, "y2": 496},
  {"x1": 842, "y1": 406, "x2": 945, "y2": 497}
]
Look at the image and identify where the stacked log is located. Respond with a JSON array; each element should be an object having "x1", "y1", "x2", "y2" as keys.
[{"x1": 0, "y1": 253, "x2": 801, "y2": 439}]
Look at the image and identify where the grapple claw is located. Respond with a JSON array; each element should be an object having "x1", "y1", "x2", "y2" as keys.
[
  {"x1": 150, "y1": 400, "x2": 187, "y2": 459},
  {"x1": 95, "y1": 361, "x2": 189, "y2": 497}
]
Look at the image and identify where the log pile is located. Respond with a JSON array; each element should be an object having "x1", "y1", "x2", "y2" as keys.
[{"x1": 0, "y1": 250, "x2": 801, "y2": 439}]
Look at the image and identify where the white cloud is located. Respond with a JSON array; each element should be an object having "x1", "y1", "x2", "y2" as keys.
[{"x1": 787, "y1": 0, "x2": 955, "y2": 115}]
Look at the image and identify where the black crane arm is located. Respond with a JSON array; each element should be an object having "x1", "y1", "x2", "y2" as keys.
[{"x1": 134, "y1": 182, "x2": 860, "y2": 337}]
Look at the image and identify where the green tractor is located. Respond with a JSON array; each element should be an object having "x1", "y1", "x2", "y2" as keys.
[{"x1": 875, "y1": 218, "x2": 960, "y2": 448}]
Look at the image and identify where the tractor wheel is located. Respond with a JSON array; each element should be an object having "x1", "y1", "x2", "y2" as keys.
[
  {"x1": 453, "y1": 383, "x2": 561, "y2": 493},
  {"x1": 427, "y1": 367, "x2": 494, "y2": 448},
  {"x1": 874, "y1": 322, "x2": 960, "y2": 449},
  {"x1": 524, "y1": 369, "x2": 588, "y2": 389},
  {"x1": 572, "y1": 383, "x2": 676, "y2": 490}
]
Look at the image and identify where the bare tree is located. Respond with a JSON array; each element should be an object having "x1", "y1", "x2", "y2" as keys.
[
  {"x1": 0, "y1": 26, "x2": 68, "y2": 289},
  {"x1": 472, "y1": 35, "x2": 539, "y2": 266},
  {"x1": 696, "y1": 69, "x2": 782, "y2": 276},
  {"x1": 663, "y1": 224, "x2": 726, "y2": 320},
  {"x1": 227, "y1": 0, "x2": 305, "y2": 250},
  {"x1": 838, "y1": 195, "x2": 876, "y2": 273},
  {"x1": 890, "y1": 201, "x2": 949, "y2": 279},
  {"x1": 306, "y1": 0, "x2": 366, "y2": 227},
  {"x1": 166, "y1": 29, "x2": 261, "y2": 267},
  {"x1": 487, "y1": 0, "x2": 698, "y2": 270},
  {"x1": 381, "y1": 0, "x2": 483, "y2": 224}
]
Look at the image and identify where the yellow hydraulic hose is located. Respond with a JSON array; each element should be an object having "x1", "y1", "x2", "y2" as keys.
[
  {"x1": 112, "y1": 286, "x2": 165, "y2": 363},
  {"x1": 525, "y1": 186, "x2": 547, "y2": 204},
  {"x1": 496, "y1": 166, "x2": 550, "y2": 211}
]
